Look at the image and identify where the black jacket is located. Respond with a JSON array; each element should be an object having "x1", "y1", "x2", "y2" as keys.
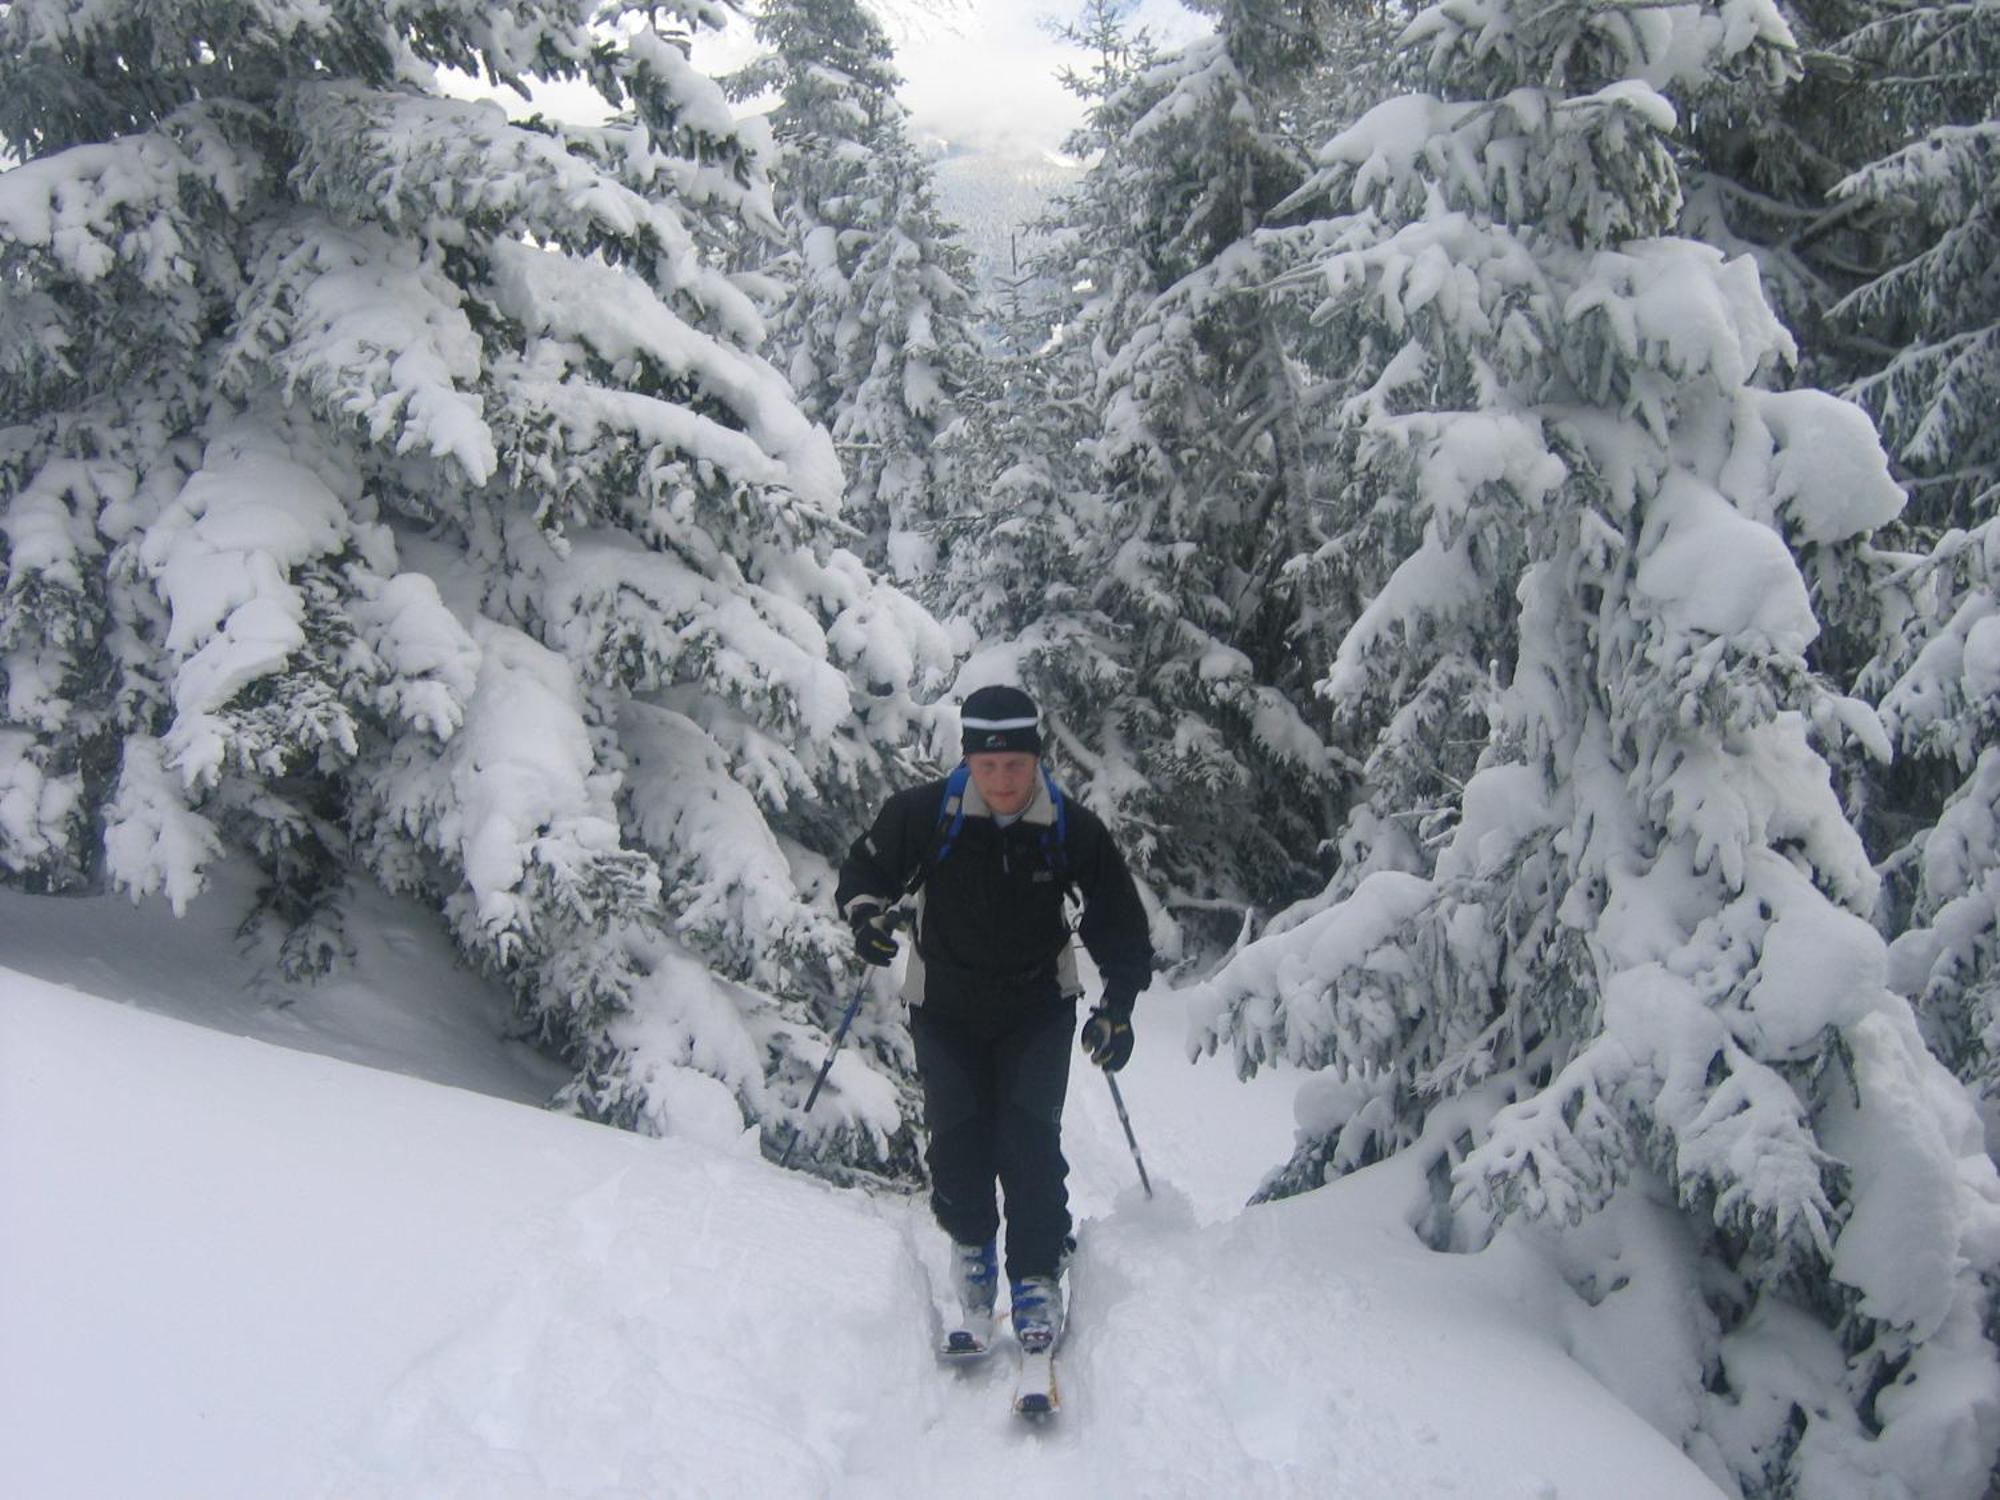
[{"x1": 835, "y1": 772, "x2": 1153, "y2": 1018}]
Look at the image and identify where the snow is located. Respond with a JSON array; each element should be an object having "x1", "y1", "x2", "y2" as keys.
[
  {"x1": 1189, "y1": 867, "x2": 1435, "y2": 1073},
  {"x1": 1633, "y1": 472, "x2": 1816, "y2": 655},
  {"x1": 0, "y1": 129, "x2": 232, "y2": 285},
  {"x1": 414, "y1": 619, "x2": 641, "y2": 947},
  {"x1": 142, "y1": 425, "x2": 351, "y2": 656},
  {"x1": 0, "y1": 457, "x2": 105, "y2": 591},
  {"x1": 0, "y1": 731, "x2": 78, "y2": 864},
  {"x1": 7, "y1": 1, "x2": 1986, "y2": 1492},
  {"x1": 133, "y1": 421, "x2": 361, "y2": 789},
  {"x1": 1965, "y1": 612, "x2": 2000, "y2": 703},
  {"x1": 0, "y1": 884, "x2": 1730, "y2": 1500},
  {"x1": 349, "y1": 570, "x2": 482, "y2": 740},
  {"x1": 100, "y1": 735, "x2": 222, "y2": 915},
  {"x1": 487, "y1": 238, "x2": 842, "y2": 511},
  {"x1": 1738, "y1": 388, "x2": 1907, "y2": 545},
  {"x1": 1567, "y1": 242, "x2": 1791, "y2": 400},
  {"x1": 253, "y1": 218, "x2": 497, "y2": 484},
  {"x1": 1823, "y1": 1011, "x2": 1979, "y2": 1337}
]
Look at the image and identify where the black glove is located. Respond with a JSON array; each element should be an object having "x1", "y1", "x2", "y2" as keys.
[
  {"x1": 849, "y1": 902, "x2": 903, "y2": 968},
  {"x1": 1080, "y1": 997, "x2": 1135, "y2": 1072}
]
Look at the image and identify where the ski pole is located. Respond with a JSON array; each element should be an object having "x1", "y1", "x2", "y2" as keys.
[
  {"x1": 778, "y1": 976, "x2": 868, "y2": 1169},
  {"x1": 778, "y1": 908, "x2": 905, "y2": 1170},
  {"x1": 1103, "y1": 1070, "x2": 1154, "y2": 1200}
]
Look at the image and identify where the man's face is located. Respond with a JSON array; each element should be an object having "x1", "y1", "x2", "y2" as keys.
[{"x1": 967, "y1": 752, "x2": 1038, "y2": 816}]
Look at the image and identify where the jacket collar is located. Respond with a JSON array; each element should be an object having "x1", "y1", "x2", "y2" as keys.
[{"x1": 956, "y1": 767, "x2": 1058, "y2": 827}]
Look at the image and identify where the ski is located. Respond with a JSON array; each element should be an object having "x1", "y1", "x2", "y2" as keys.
[{"x1": 1012, "y1": 1345, "x2": 1059, "y2": 1418}]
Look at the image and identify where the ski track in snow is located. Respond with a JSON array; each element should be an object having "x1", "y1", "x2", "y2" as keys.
[{"x1": 320, "y1": 989, "x2": 1335, "y2": 1500}]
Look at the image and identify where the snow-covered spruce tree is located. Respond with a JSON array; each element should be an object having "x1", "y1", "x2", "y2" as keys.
[
  {"x1": 0, "y1": 0, "x2": 957, "y2": 1175},
  {"x1": 1011, "y1": 1, "x2": 1354, "y2": 948},
  {"x1": 727, "y1": 0, "x2": 985, "y2": 587},
  {"x1": 1189, "y1": 0, "x2": 2000, "y2": 1491},
  {"x1": 1834, "y1": 5, "x2": 2000, "y2": 1109},
  {"x1": 1044, "y1": 0, "x2": 1166, "y2": 146}
]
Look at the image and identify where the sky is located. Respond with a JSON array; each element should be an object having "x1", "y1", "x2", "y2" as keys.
[
  {"x1": 868, "y1": 0, "x2": 1211, "y2": 157},
  {"x1": 470, "y1": 2, "x2": 1211, "y2": 163},
  {"x1": 689, "y1": 0, "x2": 1213, "y2": 159}
]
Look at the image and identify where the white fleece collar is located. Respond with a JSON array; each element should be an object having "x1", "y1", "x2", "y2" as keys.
[{"x1": 956, "y1": 769, "x2": 1058, "y2": 827}]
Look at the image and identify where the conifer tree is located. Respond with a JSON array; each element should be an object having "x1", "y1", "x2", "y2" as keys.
[
  {"x1": 1001, "y1": 1, "x2": 1352, "y2": 948},
  {"x1": 1834, "y1": 3, "x2": 2000, "y2": 1109},
  {"x1": 1045, "y1": 0, "x2": 1165, "y2": 148},
  {"x1": 0, "y1": 0, "x2": 954, "y2": 1176},
  {"x1": 1191, "y1": 0, "x2": 2000, "y2": 1490},
  {"x1": 729, "y1": 0, "x2": 985, "y2": 586}
]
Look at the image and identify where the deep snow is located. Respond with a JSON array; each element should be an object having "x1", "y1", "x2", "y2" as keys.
[{"x1": 0, "y1": 876, "x2": 1724, "y2": 1498}]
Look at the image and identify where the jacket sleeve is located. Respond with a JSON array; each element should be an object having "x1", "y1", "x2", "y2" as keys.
[
  {"x1": 1069, "y1": 805, "x2": 1154, "y2": 1011},
  {"x1": 834, "y1": 783, "x2": 939, "y2": 921}
]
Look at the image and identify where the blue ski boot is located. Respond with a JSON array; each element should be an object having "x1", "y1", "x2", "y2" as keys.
[
  {"x1": 940, "y1": 1240, "x2": 997, "y2": 1359},
  {"x1": 1009, "y1": 1274, "x2": 1064, "y2": 1353}
]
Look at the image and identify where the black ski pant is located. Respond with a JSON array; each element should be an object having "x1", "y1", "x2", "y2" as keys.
[{"x1": 910, "y1": 995, "x2": 1074, "y2": 1284}]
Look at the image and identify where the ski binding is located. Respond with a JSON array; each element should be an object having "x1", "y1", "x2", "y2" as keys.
[
  {"x1": 938, "y1": 1311, "x2": 994, "y2": 1362},
  {"x1": 939, "y1": 1328, "x2": 991, "y2": 1361}
]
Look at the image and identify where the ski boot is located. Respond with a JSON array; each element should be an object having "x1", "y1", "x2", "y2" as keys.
[
  {"x1": 1009, "y1": 1274, "x2": 1065, "y2": 1353},
  {"x1": 940, "y1": 1240, "x2": 997, "y2": 1359}
]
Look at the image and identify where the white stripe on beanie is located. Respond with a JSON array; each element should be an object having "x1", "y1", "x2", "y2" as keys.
[{"x1": 961, "y1": 714, "x2": 1038, "y2": 731}]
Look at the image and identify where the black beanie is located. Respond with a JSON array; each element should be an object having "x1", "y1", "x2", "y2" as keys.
[{"x1": 960, "y1": 684, "x2": 1042, "y2": 757}]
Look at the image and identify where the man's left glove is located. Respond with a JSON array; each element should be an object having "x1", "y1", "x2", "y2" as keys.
[
  {"x1": 848, "y1": 900, "x2": 905, "y2": 968},
  {"x1": 1080, "y1": 992, "x2": 1136, "y2": 1072}
]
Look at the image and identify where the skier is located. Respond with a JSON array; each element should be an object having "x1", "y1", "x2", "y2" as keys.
[{"x1": 835, "y1": 684, "x2": 1153, "y2": 1360}]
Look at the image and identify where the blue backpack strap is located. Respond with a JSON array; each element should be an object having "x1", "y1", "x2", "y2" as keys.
[
  {"x1": 1038, "y1": 765, "x2": 1069, "y2": 874},
  {"x1": 932, "y1": 763, "x2": 972, "y2": 867}
]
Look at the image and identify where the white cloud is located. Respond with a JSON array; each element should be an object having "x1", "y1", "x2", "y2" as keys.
[
  {"x1": 897, "y1": 8, "x2": 1080, "y2": 156},
  {"x1": 887, "y1": 0, "x2": 1211, "y2": 159}
]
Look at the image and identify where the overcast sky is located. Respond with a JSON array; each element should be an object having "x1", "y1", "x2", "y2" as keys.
[
  {"x1": 474, "y1": 2, "x2": 1210, "y2": 160},
  {"x1": 889, "y1": 0, "x2": 1209, "y2": 156},
  {"x1": 694, "y1": 0, "x2": 1211, "y2": 159}
]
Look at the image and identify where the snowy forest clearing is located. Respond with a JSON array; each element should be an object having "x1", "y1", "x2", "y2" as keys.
[{"x1": 0, "y1": 962, "x2": 1719, "y2": 1499}]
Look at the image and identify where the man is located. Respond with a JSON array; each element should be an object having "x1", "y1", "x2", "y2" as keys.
[{"x1": 835, "y1": 684, "x2": 1153, "y2": 1353}]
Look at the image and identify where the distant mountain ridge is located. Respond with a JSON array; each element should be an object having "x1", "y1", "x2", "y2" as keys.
[{"x1": 927, "y1": 142, "x2": 1082, "y2": 293}]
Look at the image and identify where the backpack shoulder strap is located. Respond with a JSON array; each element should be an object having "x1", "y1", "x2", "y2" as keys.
[
  {"x1": 930, "y1": 764, "x2": 973, "y2": 871},
  {"x1": 1038, "y1": 765, "x2": 1071, "y2": 874}
]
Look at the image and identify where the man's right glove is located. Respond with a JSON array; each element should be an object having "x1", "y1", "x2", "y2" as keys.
[
  {"x1": 848, "y1": 901, "x2": 904, "y2": 968},
  {"x1": 1080, "y1": 1001, "x2": 1136, "y2": 1072}
]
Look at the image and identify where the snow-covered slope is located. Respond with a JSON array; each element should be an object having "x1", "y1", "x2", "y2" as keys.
[{"x1": 1, "y1": 968, "x2": 1723, "y2": 1498}]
